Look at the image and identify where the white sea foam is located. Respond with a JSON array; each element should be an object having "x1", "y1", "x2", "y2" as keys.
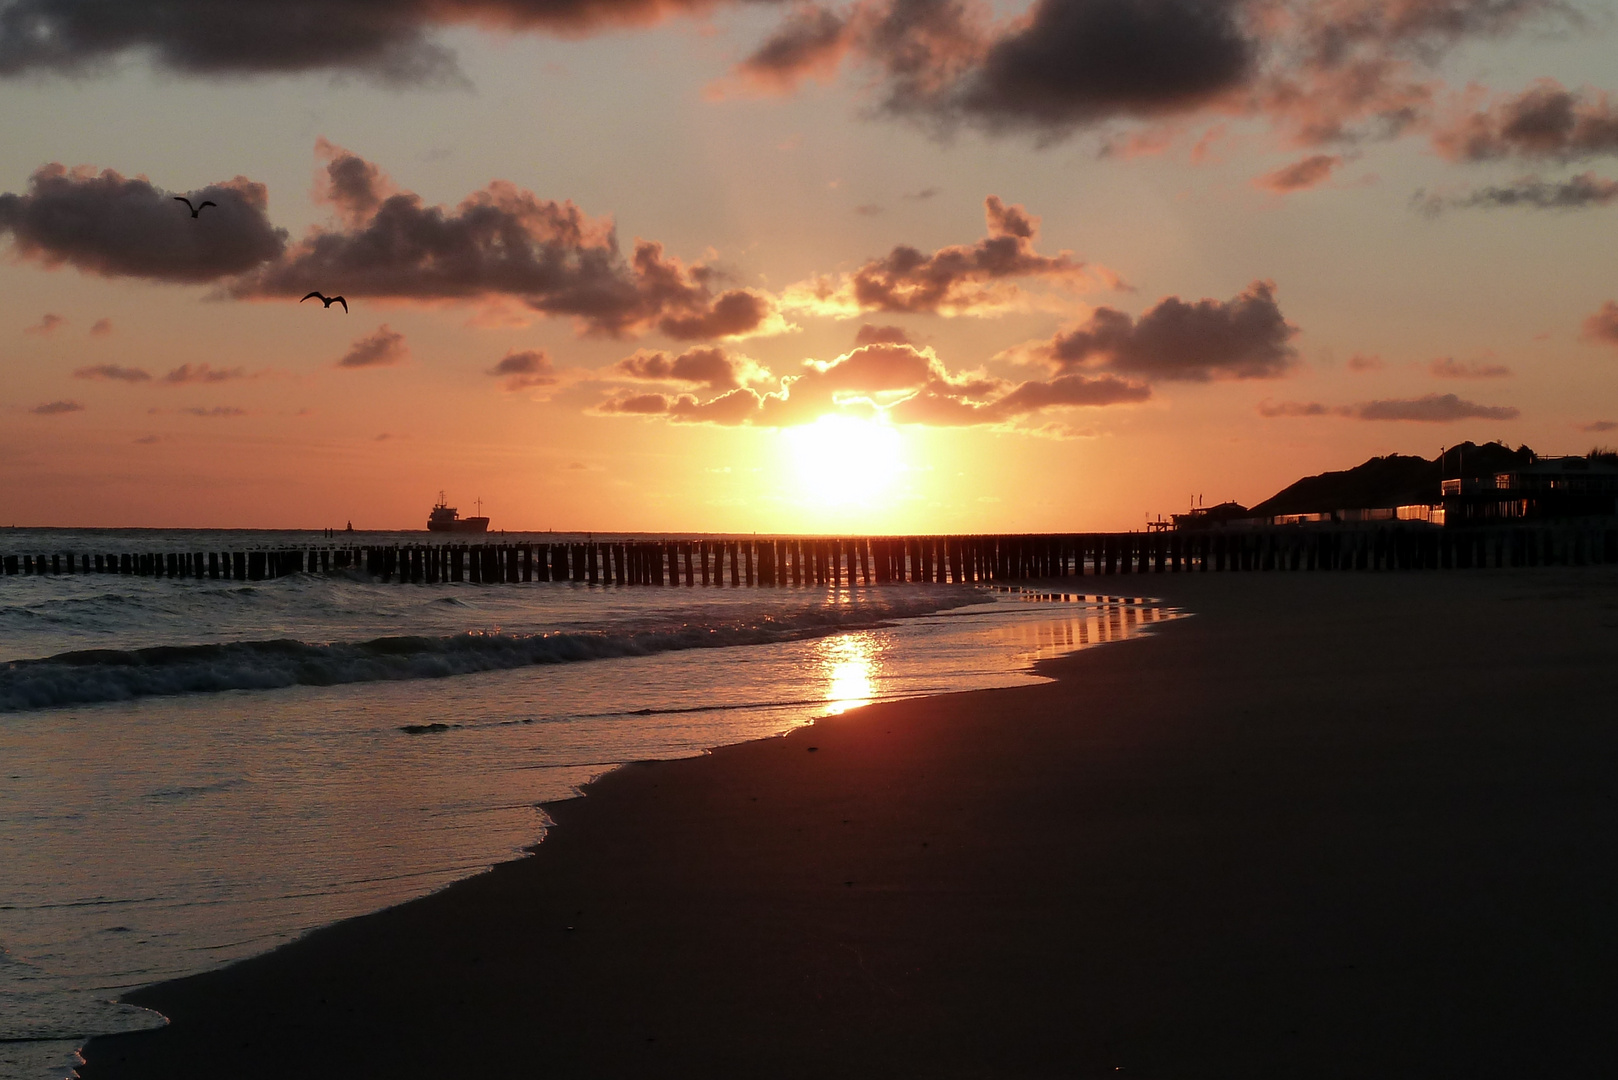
[{"x1": 0, "y1": 594, "x2": 973, "y2": 713}]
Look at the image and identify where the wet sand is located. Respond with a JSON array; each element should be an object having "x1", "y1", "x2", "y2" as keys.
[{"x1": 84, "y1": 569, "x2": 1618, "y2": 1078}]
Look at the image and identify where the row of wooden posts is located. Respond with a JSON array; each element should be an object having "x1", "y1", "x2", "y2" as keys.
[{"x1": 5, "y1": 523, "x2": 1618, "y2": 585}]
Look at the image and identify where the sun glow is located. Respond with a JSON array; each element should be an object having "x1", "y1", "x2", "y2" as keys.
[{"x1": 781, "y1": 414, "x2": 904, "y2": 507}]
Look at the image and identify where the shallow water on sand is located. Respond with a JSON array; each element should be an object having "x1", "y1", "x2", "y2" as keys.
[{"x1": 0, "y1": 532, "x2": 1178, "y2": 1080}]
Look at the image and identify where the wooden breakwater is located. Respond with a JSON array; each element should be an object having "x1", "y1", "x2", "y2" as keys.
[{"x1": 4, "y1": 523, "x2": 1618, "y2": 585}]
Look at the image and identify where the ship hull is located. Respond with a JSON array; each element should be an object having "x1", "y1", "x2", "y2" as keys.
[{"x1": 427, "y1": 518, "x2": 489, "y2": 533}]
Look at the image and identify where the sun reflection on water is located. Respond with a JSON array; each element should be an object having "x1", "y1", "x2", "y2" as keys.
[{"x1": 814, "y1": 631, "x2": 881, "y2": 715}]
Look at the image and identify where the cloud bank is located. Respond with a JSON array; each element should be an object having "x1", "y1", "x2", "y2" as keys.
[
  {"x1": 232, "y1": 144, "x2": 784, "y2": 341},
  {"x1": 596, "y1": 339, "x2": 1149, "y2": 428},
  {"x1": 1260, "y1": 392, "x2": 1519, "y2": 421},
  {"x1": 0, "y1": 0, "x2": 744, "y2": 82},
  {"x1": 732, "y1": 0, "x2": 1577, "y2": 149}
]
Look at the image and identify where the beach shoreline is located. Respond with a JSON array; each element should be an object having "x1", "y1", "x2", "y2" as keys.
[{"x1": 83, "y1": 568, "x2": 1618, "y2": 1078}]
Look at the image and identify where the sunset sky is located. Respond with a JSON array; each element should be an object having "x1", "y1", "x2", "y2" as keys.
[{"x1": 2, "y1": 0, "x2": 1616, "y2": 532}]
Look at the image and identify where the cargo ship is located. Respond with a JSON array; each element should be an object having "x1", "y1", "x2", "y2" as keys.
[{"x1": 426, "y1": 494, "x2": 489, "y2": 533}]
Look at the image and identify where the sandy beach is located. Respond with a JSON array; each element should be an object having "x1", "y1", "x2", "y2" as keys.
[{"x1": 82, "y1": 568, "x2": 1618, "y2": 1079}]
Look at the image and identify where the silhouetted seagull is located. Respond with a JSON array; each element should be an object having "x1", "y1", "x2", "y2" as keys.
[
  {"x1": 174, "y1": 196, "x2": 216, "y2": 218},
  {"x1": 301, "y1": 292, "x2": 349, "y2": 313}
]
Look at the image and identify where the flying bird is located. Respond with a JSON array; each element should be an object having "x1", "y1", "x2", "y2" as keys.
[
  {"x1": 174, "y1": 196, "x2": 217, "y2": 218},
  {"x1": 301, "y1": 292, "x2": 349, "y2": 313}
]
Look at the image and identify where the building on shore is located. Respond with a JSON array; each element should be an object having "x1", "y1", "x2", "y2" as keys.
[{"x1": 1442, "y1": 456, "x2": 1618, "y2": 524}]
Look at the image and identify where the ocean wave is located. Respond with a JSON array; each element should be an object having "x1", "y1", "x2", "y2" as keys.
[{"x1": 0, "y1": 601, "x2": 975, "y2": 713}]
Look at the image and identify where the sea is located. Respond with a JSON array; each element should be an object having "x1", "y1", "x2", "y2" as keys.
[{"x1": 0, "y1": 529, "x2": 1179, "y2": 1080}]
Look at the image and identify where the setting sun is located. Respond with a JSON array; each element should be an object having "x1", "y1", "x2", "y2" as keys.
[{"x1": 781, "y1": 414, "x2": 904, "y2": 508}]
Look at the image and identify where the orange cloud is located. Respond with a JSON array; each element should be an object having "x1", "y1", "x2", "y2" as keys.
[
  {"x1": 1584, "y1": 302, "x2": 1618, "y2": 348},
  {"x1": 23, "y1": 313, "x2": 66, "y2": 335},
  {"x1": 785, "y1": 195, "x2": 1121, "y2": 317},
  {"x1": 338, "y1": 325, "x2": 409, "y2": 368},
  {"x1": 1254, "y1": 154, "x2": 1343, "y2": 193},
  {"x1": 1429, "y1": 356, "x2": 1511, "y2": 379}
]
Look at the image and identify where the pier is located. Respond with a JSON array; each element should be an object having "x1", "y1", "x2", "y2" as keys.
[{"x1": 5, "y1": 523, "x2": 1618, "y2": 584}]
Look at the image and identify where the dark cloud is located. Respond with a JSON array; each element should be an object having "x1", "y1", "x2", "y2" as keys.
[
  {"x1": 30, "y1": 399, "x2": 85, "y2": 415},
  {"x1": 314, "y1": 137, "x2": 397, "y2": 225},
  {"x1": 164, "y1": 363, "x2": 247, "y2": 383},
  {"x1": 487, "y1": 348, "x2": 559, "y2": 390},
  {"x1": 1578, "y1": 419, "x2": 1617, "y2": 433},
  {"x1": 744, "y1": 0, "x2": 1184, "y2": 136},
  {"x1": 734, "y1": 4, "x2": 851, "y2": 91},
  {"x1": 1045, "y1": 280, "x2": 1297, "y2": 381},
  {"x1": 234, "y1": 145, "x2": 780, "y2": 341},
  {"x1": 1353, "y1": 393, "x2": 1518, "y2": 421},
  {"x1": 1412, "y1": 172, "x2": 1618, "y2": 213},
  {"x1": 1430, "y1": 356, "x2": 1511, "y2": 378},
  {"x1": 1254, "y1": 154, "x2": 1343, "y2": 193},
  {"x1": 1434, "y1": 81, "x2": 1618, "y2": 161},
  {"x1": 853, "y1": 323, "x2": 913, "y2": 346},
  {"x1": 612, "y1": 345, "x2": 760, "y2": 391},
  {"x1": 903, "y1": 187, "x2": 941, "y2": 200},
  {"x1": 655, "y1": 287, "x2": 777, "y2": 341},
  {"x1": 23, "y1": 313, "x2": 65, "y2": 335},
  {"x1": 953, "y1": 0, "x2": 1254, "y2": 130},
  {"x1": 89, "y1": 317, "x2": 113, "y2": 336},
  {"x1": 595, "y1": 340, "x2": 1148, "y2": 427},
  {"x1": 0, "y1": 164, "x2": 286, "y2": 283},
  {"x1": 789, "y1": 195, "x2": 1106, "y2": 315},
  {"x1": 1346, "y1": 352, "x2": 1384, "y2": 371},
  {"x1": 0, "y1": 0, "x2": 739, "y2": 83},
  {"x1": 1584, "y1": 301, "x2": 1618, "y2": 348},
  {"x1": 74, "y1": 363, "x2": 152, "y2": 382},
  {"x1": 338, "y1": 325, "x2": 408, "y2": 368}
]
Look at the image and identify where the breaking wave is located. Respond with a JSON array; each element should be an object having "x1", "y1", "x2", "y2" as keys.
[{"x1": 0, "y1": 599, "x2": 974, "y2": 713}]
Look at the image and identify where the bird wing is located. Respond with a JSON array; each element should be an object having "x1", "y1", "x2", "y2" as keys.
[
  {"x1": 198, "y1": 200, "x2": 217, "y2": 210},
  {"x1": 174, "y1": 196, "x2": 194, "y2": 210},
  {"x1": 301, "y1": 292, "x2": 323, "y2": 303},
  {"x1": 335, "y1": 297, "x2": 348, "y2": 313}
]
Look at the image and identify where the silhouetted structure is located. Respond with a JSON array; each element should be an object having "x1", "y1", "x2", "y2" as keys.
[
  {"x1": 1247, "y1": 442, "x2": 1536, "y2": 526},
  {"x1": 6, "y1": 525, "x2": 1618, "y2": 586},
  {"x1": 1444, "y1": 455, "x2": 1618, "y2": 523},
  {"x1": 1170, "y1": 501, "x2": 1251, "y2": 530}
]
